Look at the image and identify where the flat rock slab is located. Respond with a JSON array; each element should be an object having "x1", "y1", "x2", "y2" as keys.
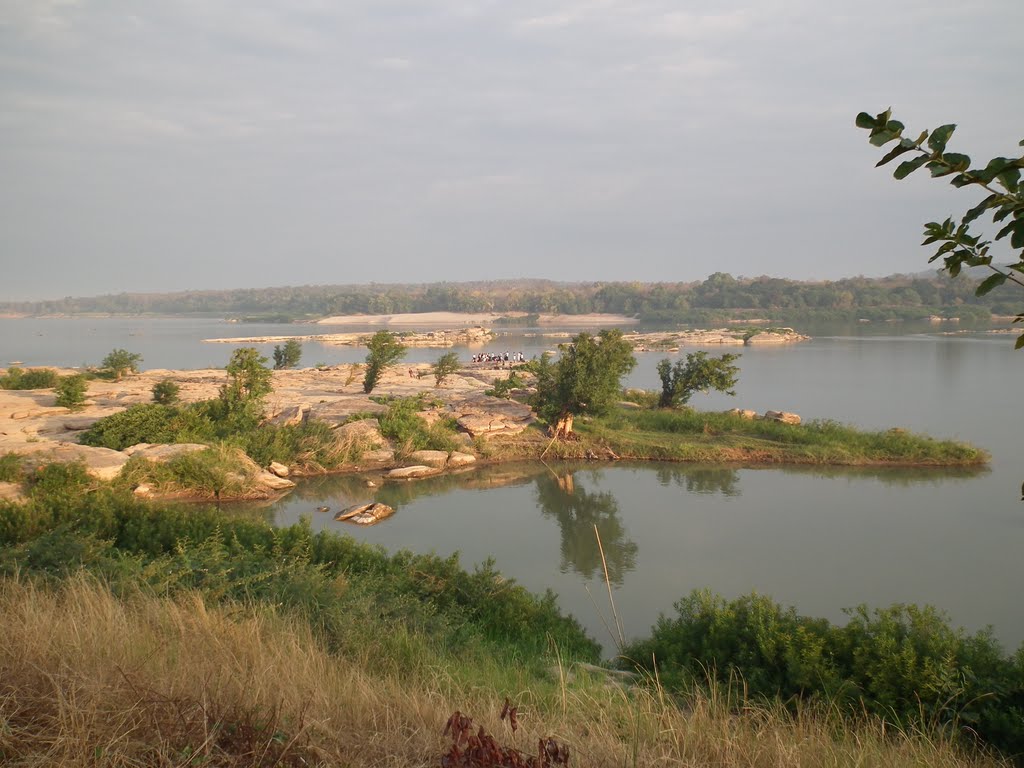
[
  {"x1": 124, "y1": 443, "x2": 209, "y2": 462},
  {"x1": 309, "y1": 400, "x2": 387, "y2": 426},
  {"x1": 447, "y1": 452, "x2": 477, "y2": 467},
  {"x1": 255, "y1": 470, "x2": 296, "y2": 491},
  {"x1": 22, "y1": 443, "x2": 130, "y2": 481},
  {"x1": 407, "y1": 449, "x2": 449, "y2": 468},
  {"x1": 361, "y1": 448, "x2": 395, "y2": 465},
  {"x1": 0, "y1": 481, "x2": 26, "y2": 504},
  {"x1": 387, "y1": 465, "x2": 442, "y2": 479}
]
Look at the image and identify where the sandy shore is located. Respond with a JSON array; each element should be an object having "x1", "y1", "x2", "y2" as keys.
[{"x1": 315, "y1": 312, "x2": 638, "y2": 327}]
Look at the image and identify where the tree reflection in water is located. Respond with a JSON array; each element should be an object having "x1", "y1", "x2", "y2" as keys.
[
  {"x1": 534, "y1": 470, "x2": 638, "y2": 586},
  {"x1": 654, "y1": 465, "x2": 741, "y2": 497}
]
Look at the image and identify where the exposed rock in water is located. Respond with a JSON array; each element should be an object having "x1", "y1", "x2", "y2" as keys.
[
  {"x1": 407, "y1": 449, "x2": 449, "y2": 468},
  {"x1": 335, "y1": 502, "x2": 395, "y2": 525},
  {"x1": 268, "y1": 461, "x2": 290, "y2": 477},
  {"x1": 387, "y1": 465, "x2": 442, "y2": 479},
  {"x1": 447, "y1": 452, "x2": 476, "y2": 468},
  {"x1": 255, "y1": 470, "x2": 296, "y2": 491}
]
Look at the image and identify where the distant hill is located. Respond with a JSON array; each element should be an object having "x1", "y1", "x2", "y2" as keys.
[{"x1": 0, "y1": 273, "x2": 1016, "y2": 325}]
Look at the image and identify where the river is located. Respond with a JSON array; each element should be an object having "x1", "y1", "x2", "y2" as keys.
[{"x1": 2, "y1": 316, "x2": 1021, "y2": 655}]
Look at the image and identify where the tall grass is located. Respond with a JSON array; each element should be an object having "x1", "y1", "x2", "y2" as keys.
[{"x1": 0, "y1": 576, "x2": 1006, "y2": 767}]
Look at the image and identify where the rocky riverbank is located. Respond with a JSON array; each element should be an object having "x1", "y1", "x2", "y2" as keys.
[{"x1": 205, "y1": 326, "x2": 494, "y2": 348}]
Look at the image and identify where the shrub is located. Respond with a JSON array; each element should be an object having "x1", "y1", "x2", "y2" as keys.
[
  {"x1": 54, "y1": 374, "x2": 88, "y2": 409},
  {"x1": 0, "y1": 367, "x2": 60, "y2": 390},
  {"x1": 220, "y1": 348, "x2": 272, "y2": 412},
  {"x1": 0, "y1": 452, "x2": 21, "y2": 483},
  {"x1": 485, "y1": 371, "x2": 526, "y2": 399},
  {"x1": 100, "y1": 349, "x2": 143, "y2": 381},
  {"x1": 79, "y1": 404, "x2": 180, "y2": 450},
  {"x1": 377, "y1": 396, "x2": 460, "y2": 455},
  {"x1": 151, "y1": 380, "x2": 180, "y2": 405},
  {"x1": 623, "y1": 590, "x2": 1024, "y2": 755}
]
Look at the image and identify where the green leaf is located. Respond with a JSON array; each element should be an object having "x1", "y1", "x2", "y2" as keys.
[
  {"x1": 997, "y1": 166, "x2": 1020, "y2": 192},
  {"x1": 869, "y1": 128, "x2": 902, "y2": 147},
  {"x1": 975, "y1": 272, "x2": 1007, "y2": 296},
  {"x1": 876, "y1": 142, "x2": 915, "y2": 167},
  {"x1": 1014, "y1": 334, "x2": 1024, "y2": 349},
  {"x1": 995, "y1": 219, "x2": 1024, "y2": 243},
  {"x1": 855, "y1": 112, "x2": 877, "y2": 129},
  {"x1": 942, "y1": 152, "x2": 971, "y2": 172},
  {"x1": 927, "y1": 161, "x2": 957, "y2": 178},
  {"x1": 963, "y1": 194, "x2": 998, "y2": 224},
  {"x1": 894, "y1": 154, "x2": 929, "y2": 179},
  {"x1": 928, "y1": 124, "x2": 956, "y2": 153}
]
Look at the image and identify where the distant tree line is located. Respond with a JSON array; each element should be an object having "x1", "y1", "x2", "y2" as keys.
[{"x1": 1, "y1": 273, "x2": 1016, "y2": 323}]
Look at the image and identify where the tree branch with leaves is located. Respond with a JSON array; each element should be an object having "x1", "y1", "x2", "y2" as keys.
[{"x1": 856, "y1": 108, "x2": 1024, "y2": 347}]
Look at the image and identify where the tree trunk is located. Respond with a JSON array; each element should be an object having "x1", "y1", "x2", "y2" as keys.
[{"x1": 552, "y1": 412, "x2": 574, "y2": 438}]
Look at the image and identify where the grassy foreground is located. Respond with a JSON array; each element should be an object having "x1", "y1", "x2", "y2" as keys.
[{"x1": 0, "y1": 576, "x2": 1008, "y2": 768}]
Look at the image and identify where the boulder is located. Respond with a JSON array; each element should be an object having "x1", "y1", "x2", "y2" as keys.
[
  {"x1": 407, "y1": 450, "x2": 449, "y2": 468},
  {"x1": 133, "y1": 483, "x2": 155, "y2": 498},
  {"x1": 335, "y1": 502, "x2": 395, "y2": 525},
  {"x1": 361, "y1": 448, "x2": 395, "y2": 465},
  {"x1": 387, "y1": 465, "x2": 442, "y2": 479},
  {"x1": 727, "y1": 408, "x2": 758, "y2": 420},
  {"x1": 265, "y1": 404, "x2": 308, "y2": 427},
  {"x1": 447, "y1": 452, "x2": 477, "y2": 468},
  {"x1": 268, "y1": 461, "x2": 290, "y2": 478},
  {"x1": 335, "y1": 418, "x2": 385, "y2": 447},
  {"x1": 124, "y1": 443, "x2": 209, "y2": 462},
  {"x1": 764, "y1": 410, "x2": 801, "y2": 425},
  {"x1": 254, "y1": 470, "x2": 296, "y2": 491},
  {"x1": 309, "y1": 400, "x2": 387, "y2": 426}
]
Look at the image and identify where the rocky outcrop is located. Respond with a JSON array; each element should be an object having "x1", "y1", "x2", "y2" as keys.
[
  {"x1": 407, "y1": 450, "x2": 450, "y2": 468},
  {"x1": 447, "y1": 452, "x2": 477, "y2": 468},
  {"x1": 268, "y1": 461, "x2": 290, "y2": 477},
  {"x1": 255, "y1": 470, "x2": 296, "y2": 491},
  {"x1": 265, "y1": 404, "x2": 308, "y2": 427},
  {"x1": 764, "y1": 410, "x2": 801, "y2": 425},
  {"x1": 453, "y1": 395, "x2": 534, "y2": 437},
  {"x1": 0, "y1": 481, "x2": 26, "y2": 504},
  {"x1": 727, "y1": 409, "x2": 758, "y2": 420}
]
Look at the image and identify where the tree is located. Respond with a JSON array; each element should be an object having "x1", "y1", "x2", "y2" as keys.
[
  {"x1": 101, "y1": 349, "x2": 142, "y2": 381},
  {"x1": 220, "y1": 347, "x2": 272, "y2": 412},
  {"x1": 272, "y1": 339, "x2": 303, "y2": 370},
  {"x1": 532, "y1": 329, "x2": 637, "y2": 438},
  {"x1": 362, "y1": 331, "x2": 407, "y2": 394},
  {"x1": 55, "y1": 374, "x2": 88, "y2": 409},
  {"x1": 657, "y1": 352, "x2": 740, "y2": 408},
  {"x1": 432, "y1": 351, "x2": 460, "y2": 387},
  {"x1": 857, "y1": 108, "x2": 1024, "y2": 347}
]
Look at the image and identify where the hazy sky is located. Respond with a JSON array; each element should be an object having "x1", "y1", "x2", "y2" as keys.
[{"x1": 1, "y1": 0, "x2": 1022, "y2": 300}]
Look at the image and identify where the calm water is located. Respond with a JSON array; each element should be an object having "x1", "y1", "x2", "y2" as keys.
[{"x1": 3, "y1": 316, "x2": 1021, "y2": 655}]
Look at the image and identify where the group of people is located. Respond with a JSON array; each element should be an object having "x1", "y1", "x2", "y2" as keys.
[{"x1": 471, "y1": 351, "x2": 525, "y2": 367}]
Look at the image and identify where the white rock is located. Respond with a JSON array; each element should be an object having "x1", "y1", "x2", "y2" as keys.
[
  {"x1": 268, "y1": 461, "x2": 290, "y2": 477},
  {"x1": 387, "y1": 465, "x2": 441, "y2": 479}
]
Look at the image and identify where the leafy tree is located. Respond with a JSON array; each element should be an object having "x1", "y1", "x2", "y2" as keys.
[
  {"x1": 432, "y1": 351, "x2": 460, "y2": 387},
  {"x1": 532, "y1": 329, "x2": 636, "y2": 437},
  {"x1": 220, "y1": 347, "x2": 272, "y2": 413},
  {"x1": 857, "y1": 108, "x2": 1024, "y2": 347},
  {"x1": 101, "y1": 349, "x2": 142, "y2": 381},
  {"x1": 362, "y1": 331, "x2": 407, "y2": 394},
  {"x1": 272, "y1": 339, "x2": 303, "y2": 370},
  {"x1": 54, "y1": 374, "x2": 88, "y2": 409},
  {"x1": 657, "y1": 352, "x2": 741, "y2": 408},
  {"x1": 151, "y1": 379, "x2": 181, "y2": 405}
]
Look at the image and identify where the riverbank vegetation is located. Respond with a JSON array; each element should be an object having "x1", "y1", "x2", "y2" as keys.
[{"x1": 0, "y1": 471, "x2": 1019, "y2": 765}]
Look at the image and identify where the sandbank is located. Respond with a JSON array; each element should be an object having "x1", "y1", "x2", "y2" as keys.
[{"x1": 315, "y1": 312, "x2": 638, "y2": 327}]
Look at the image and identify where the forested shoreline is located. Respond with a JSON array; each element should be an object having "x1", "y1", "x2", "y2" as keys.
[{"x1": 2, "y1": 272, "x2": 1017, "y2": 323}]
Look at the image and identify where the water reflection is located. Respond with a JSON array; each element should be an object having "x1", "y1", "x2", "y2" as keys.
[
  {"x1": 655, "y1": 465, "x2": 741, "y2": 496},
  {"x1": 534, "y1": 468, "x2": 638, "y2": 586}
]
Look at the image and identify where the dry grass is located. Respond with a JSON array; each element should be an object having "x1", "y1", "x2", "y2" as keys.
[{"x1": 0, "y1": 576, "x2": 1007, "y2": 768}]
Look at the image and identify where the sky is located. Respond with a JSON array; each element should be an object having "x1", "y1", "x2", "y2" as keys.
[{"x1": 1, "y1": 0, "x2": 1022, "y2": 301}]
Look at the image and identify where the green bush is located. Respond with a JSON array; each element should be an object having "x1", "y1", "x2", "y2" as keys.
[
  {"x1": 623, "y1": 590, "x2": 1024, "y2": 755},
  {"x1": 151, "y1": 379, "x2": 180, "y2": 405},
  {"x1": 80, "y1": 404, "x2": 180, "y2": 449},
  {"x1": 485, "y1": 371, "x2": 526, "y2": 399},
  {"x1": 0, "y1": 367, "x2": 60, "y2": 390},
  {"x1": 0, "y1": 453, "x2": 21, "y2": 483},
  {"x1": 377, "y1": 396, "x2": 460, "y2": 454},
  {"x1": 100, "y1": 349, "x2": 142, "y2": 381},
  {"x1": 54, "y1": 374, "x2": 88, "y2": 409},
  {"x1": 272, "y1": 339, "x2": 303, "y2": 370}
]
